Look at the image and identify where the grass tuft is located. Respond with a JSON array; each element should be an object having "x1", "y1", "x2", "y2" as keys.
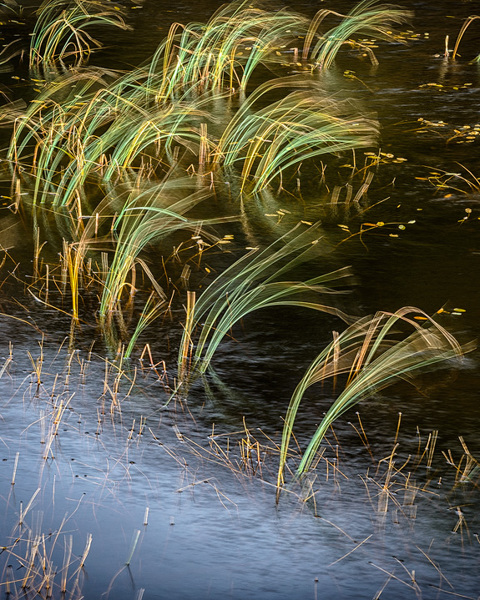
[
  {"x1": 277, "y1": 307, "x2": 475, "y2": 499},
  {"x1": 177, "y1": 221, "x2": 353, "y2": 386}
]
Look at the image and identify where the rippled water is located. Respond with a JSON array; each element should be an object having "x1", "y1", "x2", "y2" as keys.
[{"x1": 1, "y1": 0, "x2": 480, "y2": 598}]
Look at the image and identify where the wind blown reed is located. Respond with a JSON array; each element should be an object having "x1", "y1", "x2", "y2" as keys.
[{"x1": 276, "y1": 307, "x2": 474, "y2": 498}]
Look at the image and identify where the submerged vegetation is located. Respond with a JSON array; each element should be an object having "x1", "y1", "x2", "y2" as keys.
[{"x1": 0, "y1": 0, "x2": 478, "y2": 541}]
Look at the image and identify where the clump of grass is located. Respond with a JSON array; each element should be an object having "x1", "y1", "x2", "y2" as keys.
[
  {"x1": 145, "y1": 0, "x2": 307, "y2": 98},
  {"x1": 277, "y1": 307, "x2": 474, "y2": 498},
  {"x1": 1, "y1": 514, "x2": 92, "y2": 599},
  {"x1": 97, "y1": 179, "x2": 229, "y2": 333},
  {"x1": 146, "y1": 0, "x2": 309, "y2": 97},
  {"x1": 30, "y1": 0, "x2": 130, "y2": 69},
  {"x1": 215, "y1": 76, "x2": 378, "y2": 192},
  {"x1": 8, "y1": 66, "x2": 219, "y2": 206},
  {"x1": 177, "y1": 221, "x2": 353, "y2": 387},
  {"x1": 0, "y1": 0, "x2": 421, "y2": 362},
  {"x1": 6, "y1": 0, "x2": 411, "y2": 206}
]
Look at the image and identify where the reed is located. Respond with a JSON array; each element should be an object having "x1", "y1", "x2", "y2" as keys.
[
  {"x1": 6, "y1": 0, "x2": 410, "y2": 208},
  {"x1": 452, "y1": 15, "x2": 480, "y2": 61},
  {"x1": 277, "y1": 307, "x2": 474, "y2": 498},
  {"x1": 124, "y1": 293, "x2": 167, "y2": 360},
  {"x1": 97, "y1": 179, "x2": 232, "y2": 329},
  {"x1": 30, "y1": 0, "x2": 130, "y2": 69},
  {"x1": 8, "y1": 67, "x2": 218, "y2": 206},
  {"x1": 303, "y1": 0, "x2": 411, "y2": 69},
  {"x1": 177, "y1": 221, "x2": 353, "y2": 385},
  {"x1": 146, "y1": 0, "x2": 309, "y2": 98},
  {"x1": 216, "y1": 77, "x2": 378, "y2": 192}
]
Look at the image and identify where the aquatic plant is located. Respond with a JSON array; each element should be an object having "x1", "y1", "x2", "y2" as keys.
[
  {"x1": 1, "y1": 500, "x2": 92, "y2": 599},
  {"x1": 155, "y1": 4, "x2": 285, "y2": 99},
  {"x1": 124, "y1": 292, "x2": 166, "y2": 360},
  {"x1": 215, "y1": 76, "x2": 378, "y2": 192},
  {"x1": 6, "y1": 0, "x2": 412, "y2": 206},
  {"x1": 8, "y1": 67, "x2": 216, "y2": 206},
  {"x1": 0, "y1": 0, "x2": 424, "y2": 361},
  {"x1": 452, "y1": 15, "x2": 480, "y2": 62},
  {"x1": 146, "y1": 0, "x2": 308, "y2": 98},
  {"x1": 30, "y1": 0, "x2": 130, "y2": 68},
  {"x1": 145, "y1": 0, "x2": 411, "y2": 100},
  {"x1": 98, "y1": 181, "x2": 209, "y2": 327},
  {"x1": 277, "y1": 307, "x2": 473, "y2": 498},
  {"x1": 95, "y1": 177, "x2": 239, "y2": 357},
  {"x1": 302, "y1": 0, "x2": 411, "y2": 69},
  {"x1": 177, "y1": 221, "x2": 353, "y2": 387}
]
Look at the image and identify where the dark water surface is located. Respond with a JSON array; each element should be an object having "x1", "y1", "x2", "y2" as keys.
[{"x1": 1, "y1": 0, "x2": 480, "y2": 598}]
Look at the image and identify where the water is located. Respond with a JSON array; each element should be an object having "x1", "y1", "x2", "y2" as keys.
[
  {"x1": 2, "y1": 343, "x2": 478, "y2": 599},
  {"x1": 1, "y1": 0, "x2": 480, "y2": 598}
]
